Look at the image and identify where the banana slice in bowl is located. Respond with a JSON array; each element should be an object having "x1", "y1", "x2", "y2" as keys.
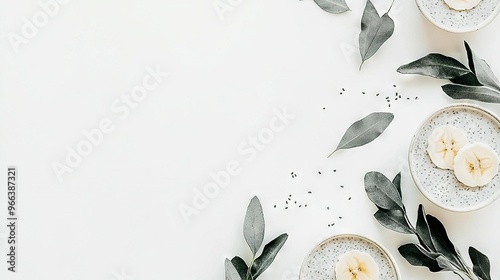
[{"x1": 409, "y1": 104, "x2": 500, "y2": 212}]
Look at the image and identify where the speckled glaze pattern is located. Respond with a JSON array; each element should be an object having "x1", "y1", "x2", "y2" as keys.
[
  {"x1": 409, "y1": 104, "x2": 500, "y2": 212},
  {"x1": 416, "y1": 0, "x2": 500, "y2": 32},
  {"x1": 299, "y1": 234, "x2": 399, "y2": 280}
]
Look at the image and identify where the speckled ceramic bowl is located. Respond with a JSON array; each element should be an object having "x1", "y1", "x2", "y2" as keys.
[
  {"x1": 409, "y1": 103, "x2": 500, "y2": 212},
  {"x1": 416, "y1": 0, "x2": 500, "y2": 33},
  {"x1": 299, "y1": 234, "x2": 400, "y2": 280}
]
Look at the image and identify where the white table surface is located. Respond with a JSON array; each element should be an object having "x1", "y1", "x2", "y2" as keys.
[{"x1": 1, "y1": 0, "x2": 499, "y2": 279}]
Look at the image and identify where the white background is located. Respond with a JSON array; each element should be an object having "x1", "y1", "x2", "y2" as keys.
[{"x1": 0, "y1": 0, "x2": 500, "y2": 279}]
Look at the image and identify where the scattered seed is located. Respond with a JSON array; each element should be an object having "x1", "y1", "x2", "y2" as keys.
[
  {"x1": 308, "y1": 191, "x2": 312, "y2": 194},
  {"x1": 393, "y1": 84, "x2": 396, "y2": 87},
  {"x1": 340, "y1": 185, "x2": 344, "y2": 188},
  {"x1": 327, "y1": 206, "x2": 330, "y2": 210},
  {"x1": 348, "y1": 197, "x2": 352, "y2": 200},
  {"x1": 333, "y1": 169, "x2": 337, "y2": 172},
  {"x1": 299, "y1": 205, "x2": 302, "y2": 208},
  {"x1": 415, "y1": 96, "x2": 418, "y2": 100},
  {"x1": 362, "y1": 92, "x2": 366, "y2": 95},
  {"x1": 339, "y1": 216, "x2": 343, "y2": 219},
  {"x1": 285, "y1": 207, "x2": 288, "y2": 209},
  {"x1": 305, "y1": 204, "x2": 307, "y2": 207},
  {"x1": 318, "y1": 171, "x2": 321, "y2": 174}
]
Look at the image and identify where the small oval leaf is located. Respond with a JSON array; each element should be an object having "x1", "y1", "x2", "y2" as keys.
[
  {"x1": 426, "y1": 214, "x2": 461, "y2": 267},
  {"x1": 469, "y1": 247, "x2": 491, "y2": 280},
  {"x1": 364, "y1": 171, "x2": 403, "y2": 210},
  {"x1": 359, "y1": 0, "x2": 394, "y2": 67},
  {"x1": 397, "y1": 53, "x2": 472, "y2": 79},
  {"x1": 398, "y1": 243, "x2": 443, "y2": 272},
  {"x1": 329, "y1": 112, "x2": 394, "y2": 157},
  {"x1": 231, "y1": 257, "x2": 248, "y2": 280},
  {"x1": 251, "y1": 233, "x2": 288, "y2": 278},
  {"x1": 225, "y1": 259, "x2": 242, "y2": 280},
  {"x1": 392, "y1": 172, "x2": 402, "y2": 198},
  {"x1": 374, "y1": 209, "x2": 414, "y2": 234},
  {"x1": 441, "y1": 84, "x2": 500, "y2": 103},
  {"x1": 313, "y1": 0, "x2": 350, "y2": 14},
  {"x1": 244, "y1": 196, "x2": 265, "y2": 256}
]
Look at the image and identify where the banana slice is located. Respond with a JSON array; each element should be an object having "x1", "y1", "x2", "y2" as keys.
[
  {"x1": 335, "y1": 250, "x2": 379, "y2": 280},
  {"x1": 444, "y1": 0, "x2": 481, "y2": 11},
  {"x1": 427, "y1": 124, "x2": 469, "y2": 170},
  {"x1": 453, "y1": 142, "x2": 499, "y2": 187}
]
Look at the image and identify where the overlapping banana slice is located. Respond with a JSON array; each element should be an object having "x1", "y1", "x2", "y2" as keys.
[
  {"x1": 335, "y1": 250, "x2": 379, "y2": 280},
  {"x1": 444, "y1": 0, "x2": 481, "y2": 11},
  {"x1": 427, "y1": 124, "x2": 469, "y2": 170},
  {"x1": 427, "y1": 124, "x2": 499, "y2": 187},
  {"x1": 454, "y1": 143, "x2": 500, "y2": 187}
]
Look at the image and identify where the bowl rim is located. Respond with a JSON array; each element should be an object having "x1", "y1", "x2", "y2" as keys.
[
  {"x1": 408, "y1": 102, "x2": 500, "y2": 212},
  {"x1": 415, "y1": 0, "x2": 500, "y2": 33},
  {"x1": 298, "y1": 233, "x2": 401, "y2": 280}
]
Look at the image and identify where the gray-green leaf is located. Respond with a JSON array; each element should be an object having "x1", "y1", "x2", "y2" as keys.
[
  {"x1": 374, "y1": 208, "x2": 414, "y2": 234},
  {"x1": 225, "y1": 259, "x2": 242, "y2": 280},
  {"x1": 450, "y1": 72, "x2": 482, "y2": 86},
  {"x1": 398, "y1": 243, "x2": 443, "y2": 272},
  {"x1": 464, "y1": 41, "x2": 500, "y2": 91},
  {"x1": 359, "y1": 0, "x2": 394, "y2": 68},
  {"x1": 231, "y1": 257, "x2": 248, "y2": 280},
  {"x1": 392, "y1": 172, "x2": 402, "y2": 198},
  {"x1": 329, "y1": 112, "x2": 394, "y2": 157},
  {"x1": 416, "y1": 204, "x2": 436, "y2": 252},
  {"x1": 364, "y1": 171, "x2": 403, "y2": 211},
  {"x1": 313, "y1": 0, "x2": 350, "y2": 14},
  {"x1": 251, "y1": 233, "x2": 288, "y2": 278},
  {"x1": 441, "y1": 84, "x2": 500, "y2": 103},
  {"x1": 426, "y1": 214, "x2": 461, "y2": 268},
  {"x1": 469, "y1": 247, "x2": 491, "y2": 280},
  {"x1": 397, "y1": 54, "x2": 472, "y2": 79},
  {"x1": 244, "y1": 196, "x2": 265, "y2": 256}
]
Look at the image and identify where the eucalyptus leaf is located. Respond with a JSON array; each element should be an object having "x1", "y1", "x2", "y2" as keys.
[
  {"x1": 244, "y1": 196, "x2": 265, "y2": 256},
  {"x1": 435, "y1": 255, "x2": 459, "y2": 271},
  {"x1": 225, "y1": 259, "x2": 242, "y2": 280},
  {"x1": 442, "y1": 84, "x2": 500, "y2": 103},
  {"x1": 359, "y1": 0, "x2": 394, "y2": 68},
  {"x1": 231, "y1": 256, "x2": 248, "y2": 280},
  {"x1": 398, "y1": 243, "x2": 443, "y2": 272},
  {"x1": 426, "y1": 214, "x2": 461, "y2": 268},
  {"x1": 313, "y1": 0, "x2": 350, "y2": 14},
  {"x1": 392, "y1": 172, "x2": 402, "y2": 198},
  {"x1": 450, "y1": 72, "x2": 482, "y2": 87},
  {"x1": 364, "y1": 171, "x2": 403, "y2": 210},
  {"x1": 329, "y1": 112, "x2": 394, "y2": 157},
  {"x1": 416, "y1": 204, "x2": 436, "y2": 252},
  {"x1": 464, "y1": 41, "x2": 500, "y2": 91},
  {"x1": 374, "y1": 208, "x2": 414, "y2": 234},
  {"x1": 469, "y1": 247, "x2": 491, "y2": 280},
  {"x1": 251, "y1": 233, "x2": 288, "y2": 278},
  {"x1": 397, "y1": 54, "x2": 471, "y2": 79}
]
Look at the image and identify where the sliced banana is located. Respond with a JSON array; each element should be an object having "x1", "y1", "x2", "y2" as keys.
[
  {"x1": 335, "y1": 250, "x2": 379, "y2": 280},
  {"x1": 427, "y1": 124, "x2": 469, "y2": 170},
  {"x1": 444, "y1": 0, "x2": 481, "y2": 11},
  {"x1": 453, "y1": 142, "x2": 499, "y2": 187}
]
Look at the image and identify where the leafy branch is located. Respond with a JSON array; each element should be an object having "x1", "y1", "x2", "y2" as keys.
[
  {"x1": 225, "y1": 196, "x2": 288, "y2": 280},
  {"x1": 313, "y1": 0, "x2": 396, "y2": 69},
  {"x1": 398, "y1": 41, "x2": 500, "y2": 103},
  {"x1": 364, "y1": 171, "x2": 492, "y2": 280}
]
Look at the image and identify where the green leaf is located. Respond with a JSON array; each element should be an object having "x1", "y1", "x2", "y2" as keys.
[
  {"x1": 450, "y1": 72, "x2": 482, "y2": 86},
  {"x1": 392, "y1": 172, "x2": 402, "y2": 198},
  {"x1": 244, "y1": 196, "x2": 265, "y2": 256},
  {"x1": 398, "y1": 243, "x2": 443, "y2": 272},
  {"x1": 225, "y1": 258, "x2": 242, "y2": 280},
  {"x1": 464, "y1": 41, "x2": 500, "y2": 91},
  {"x1": 364, "y1": 171, "x2": 403, "y2": 211},
  {"x1": 251, "y1": 233, "x2": 288, "y2": 278},
  {"x1": 374, "y1": 208, "x2": 414, "y2": 234},
  {"x1": 313, "y1": 0, "x2": 350, "y2": 14},
  {"x1": 426, "y1": 214, "x2": 461, "y2": 268},
  {"x1": 441, "y1": 84, "x2": 500, "y2": 103},
  {"x1": 231, "y1": 257, "x2": 248, "y2": 280},
  {"x1": 416, "y1": 205, "x2": 435, "y2": 252},
  {"x1": 329, "y1": 112, "x2": 394, "y2": 157},
  {"x1": 469, "y1": 247, "x2": 491, "y2": 280},
  {"x1": 397, "y1": 53, "x2": 472, "y2": 79},
  {"x1": 359, "y1": 0, "x2": 394, "y2": 68}
]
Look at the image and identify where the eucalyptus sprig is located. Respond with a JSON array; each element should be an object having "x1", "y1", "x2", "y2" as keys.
[
  {"x1": 398, "y1": 41, "x2": 500, "y2": 103},
  {"x1": 364, "y1": 171, "x2": 492, "y2": 280},
  {"x1": 225, "y1": 196, "x2": 288, "y2": 280},
  {"x1": 312, "y1": 0, "x2": 396, "y2": 69}
]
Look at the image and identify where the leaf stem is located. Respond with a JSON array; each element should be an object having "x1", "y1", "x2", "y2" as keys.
[{"x1": 387, "y1": 0, "x2": 396, "y2": 13}]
